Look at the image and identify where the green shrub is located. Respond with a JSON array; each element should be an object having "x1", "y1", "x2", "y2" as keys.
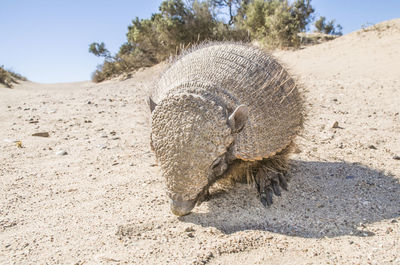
[
  {"x1": 240, "y1": 0, "x2": 314, "y2": 48},
  {"x1": 126, "y1": 0, "x2": 242, "y2": 63}
]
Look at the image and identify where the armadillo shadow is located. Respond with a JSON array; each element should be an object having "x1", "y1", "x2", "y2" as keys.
[{"x1": 180, "y1": 160, "x2": 400, "y2": 238}]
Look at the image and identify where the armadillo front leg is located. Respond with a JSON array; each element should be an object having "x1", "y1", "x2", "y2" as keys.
[
  {"x1": 254, "y1": 166, "x2": 289, "y2": 206},
  {"x1": 196, "y1": 189, "x2": 210, "y2": 206}
]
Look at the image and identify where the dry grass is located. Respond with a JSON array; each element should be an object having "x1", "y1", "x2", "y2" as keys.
[
  {"x1": 298, "y1": 32, "x2": 338, "y2": 46},
  {"x1": 0, "y1": 66, "x2": 27, "y2": 88}
]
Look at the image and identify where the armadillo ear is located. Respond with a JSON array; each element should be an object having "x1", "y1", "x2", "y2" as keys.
[
  {"x1": 228, "y1": 104, "x2": 248, "y2": 132},
  {"x1": 148, "y1": 97, "x2": 157, "y2": 113}
]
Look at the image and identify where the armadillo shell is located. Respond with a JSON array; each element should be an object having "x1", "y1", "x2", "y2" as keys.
[{"x1": 155, "y1": 43, "x2": 303, "y2": 161}]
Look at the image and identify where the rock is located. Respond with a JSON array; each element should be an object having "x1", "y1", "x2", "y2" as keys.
[
  {"x1": 393, "y1": 155, "x2": 400, "y2": 160},
  {"x1": 56, "y1": 150, "x2": 68, "y2": 156},
  {"x1": 346, "y1": 175, "x2": 355, "y2": 179},
  {"x1": 332, "y1": 121, "x2": 340, "y2": 128},
  {"x1": 32, "y1": 132, "x2": 50, "y2": 137},
  {"x1": 368, "y1": 145, "x2": 377, "y2": 150}
]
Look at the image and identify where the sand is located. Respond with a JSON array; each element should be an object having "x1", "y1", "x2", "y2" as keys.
[{"x1": 1, "y1": 19, "x2": 399, "y2": 264}]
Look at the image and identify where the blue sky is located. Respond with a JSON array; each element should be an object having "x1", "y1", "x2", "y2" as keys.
[{"x1": 1, "y1": 0, "x2": 399, "y2": 83}]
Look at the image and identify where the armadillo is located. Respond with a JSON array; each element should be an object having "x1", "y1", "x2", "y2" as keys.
[{"x1": 150, "y1": 42, "x2": 303, "y2": 216}]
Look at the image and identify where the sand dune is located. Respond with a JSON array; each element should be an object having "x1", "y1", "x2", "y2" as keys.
[{"x1": 1, "y1": 19, "x2": 399, "y2": 264}]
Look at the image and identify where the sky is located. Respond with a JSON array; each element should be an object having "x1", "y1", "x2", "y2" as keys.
[{"x1": 1, "y1": 0, "x2": 399, "y2": 83}]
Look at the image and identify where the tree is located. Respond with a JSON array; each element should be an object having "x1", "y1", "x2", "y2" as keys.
[
  {"x1": 88, "y1": 42, "x2": 113, "y2": 60},
  {"x1": 314, "y1": 16, "x2": 342, "y2": 35},
  {"x1": 292, "y1": 0, "x2": 315, "y2": 31},
  {"x1": 210, "y1": 0, "x2": 250, "y2": 25},
  {"x1": 89, "y1": 0, "x2": 343, "y2": 82}
]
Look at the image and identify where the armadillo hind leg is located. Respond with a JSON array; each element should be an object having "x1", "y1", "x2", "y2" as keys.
[{"x1": 254, "y1": 165, "x2": 290, "y2": 207}]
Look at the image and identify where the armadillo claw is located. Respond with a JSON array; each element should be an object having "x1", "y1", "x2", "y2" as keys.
[
  {"x1": 272, "y1": 181, "x2": 281, "y2": 196},
  {"x1": 255, "y1": 167, "x2": 289, "y2": 207},
  {"x1": 265, "y1": 188, "x2": 273, "y2": 206},
  {"x1": 278, "y1": 172, "x2": 288, "y2": 191}
]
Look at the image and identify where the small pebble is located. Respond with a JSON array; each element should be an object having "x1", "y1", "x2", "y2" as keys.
[
  {"x1": 185, "y1": 227, "x2": 195, "y2": 232},
  {"x1": 56, "y1": 150, "x2": 68, "y2": 156},
  {"x1": 346, "y1": 175, "x2": 355, "y2": 179},
  {"x1": 32, "y1": 132, "x2": 50, "y2": 137},
  {"x1": 368, "y1": 145, "x2": 377, "y2": 150},
  {"x1": 393, "y1": 155, "x2": 400, "y2": 160}
]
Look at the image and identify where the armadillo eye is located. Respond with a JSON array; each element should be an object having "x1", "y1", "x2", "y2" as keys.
[{"x1": 211, "y1": 157, "x2": 222, "y2": 169}]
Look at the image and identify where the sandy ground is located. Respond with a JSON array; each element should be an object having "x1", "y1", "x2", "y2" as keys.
[{"x1": 1, "y1": 19, "x2": 399, "y2": 264}]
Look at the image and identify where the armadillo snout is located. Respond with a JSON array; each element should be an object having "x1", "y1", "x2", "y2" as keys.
[{"x1": 170, "y1": 199, "x2": 196, "y2": 216}]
